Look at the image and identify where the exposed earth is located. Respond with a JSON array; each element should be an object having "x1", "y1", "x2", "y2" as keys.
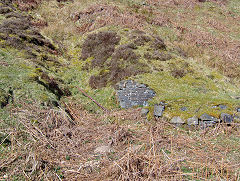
[{"x1": 0, "y1": 0, "x2": 240, "y2": 180}]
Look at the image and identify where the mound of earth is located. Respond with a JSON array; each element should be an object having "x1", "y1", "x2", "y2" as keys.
[
  {"x1": 0, "y1": 1, "x2": 57, "y2": 58},
  {"x1": 0, "y1": 0, "x2": 71, "y2": 106},
  {"x1": 81, "y1": 30, "x2": 172, "y2": 89}
]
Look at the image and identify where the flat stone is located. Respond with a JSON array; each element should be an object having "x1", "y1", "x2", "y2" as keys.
[
  {"x1": 220, "y1": 113, "x2": 233, "y2": 123},
  {"x1": 141, "y1": 108, "x2": 149, "y2": 117},
  {"x1": 237, "y1": 108, "x2": 240, "y2": 112},
  {"x1": 199, "y1": 113, "x2": 218, "y2": 128},
  {"x1": 94, "y1": 146, "x2": 113, "y2": 154},
  {"x1": 219, "y1": 105, "x2": 227, "y2": 110},
  {"x1": 212, "y1": 105, "x2": 227, "y2": 110},
  {"x1": 187, "y1": 116, "x2": 199, "y2": 126},
  {"x1": 180, "y1": 107, "x2": 187, "y2": 111},
  {"x1": 199, "y1": 113, "x2": 218, "y2": 122},
  {"x1": 154, "y1": 104, "x2": 165, "y2": 117},
  {"x1": 116, "y1": 80, "x2": 155, "y2": 108},
  {"x1": 170, "y1": 116, "x2": 185, "y2": 124}
]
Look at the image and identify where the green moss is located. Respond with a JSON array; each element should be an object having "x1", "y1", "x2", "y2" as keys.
[
  {"x1": 0, "y1": 48, "x2": 59, "y2": 106},
  {"x1": 135, "y1": 61, "x2": 240, "y2": 120}
]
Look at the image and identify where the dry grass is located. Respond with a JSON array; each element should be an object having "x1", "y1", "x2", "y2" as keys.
[
  {"x1": 37, "y1": 0, "x2": 240, "y2": 80},
  {"x1": 14, "y1": 0, "x2": 44, "y2": 10},
  {"x1": 1, "y1": 101, "x2": 239, "y2": 180},
  {"x1": 1, "y1": 0, "x2": 240, "y2": 180}
]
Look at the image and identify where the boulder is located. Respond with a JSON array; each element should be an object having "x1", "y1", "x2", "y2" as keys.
[{"x1": 199, "y1": 113, "x2": 218, "y2": 122}]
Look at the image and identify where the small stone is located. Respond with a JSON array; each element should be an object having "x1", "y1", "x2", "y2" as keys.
[
  {"x1": 237, "y1": 108, "x2": 240, "y2": 112},
  {"x1": 187, "y1": 116, "x2": 199, "y2": 126},
  {"x1": 219, "y1": 105, "x2": 227, "y2": 110},
  {"x1": 159, "y1": 101, "x2": 168, "y2": 106},
  {"x1": 220, "y1": 113, "x2": 233, "y2": 123},
  {"x1": 94, "y1": 146, "x2": 113, "y2": 154},
  {"x1": 212, "y1": 105, "x2": 227, "y2": 110},
  {"x1": 180, "y1": 107, "x2": 187, "y2": 111},
  {"x1": 170, "y1": 116, "x2": 185, "y2": 124},
  {"x1": 141, "y1": 108, "x2": 149, "y2": 117},
  {"x1": 154, "y1": 104, "x2": 165, "y2": 117}
]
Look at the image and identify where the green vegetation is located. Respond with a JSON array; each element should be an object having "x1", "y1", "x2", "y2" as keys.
[
  {"x1": 0, "y1": 0, "x2": 240, "y2": 180},
  {"x1": 0, "y1": 49, "x2": 58, "y2": 106}
]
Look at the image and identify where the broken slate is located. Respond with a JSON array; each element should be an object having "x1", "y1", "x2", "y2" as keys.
[
  {"x1": 199, "y1": 113, "x2": 218, "y2": 128},
  {"x1": 220, "y1": 113, "x2": 233, "y2": 123},
  {"x1": 116, "y1": 80, "x2": 155, "y2": 108}
]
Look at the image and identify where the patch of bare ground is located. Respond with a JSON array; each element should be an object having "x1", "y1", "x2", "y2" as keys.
[{"x1": 1, "y1": 101, "x2": 239, "y2": 180}]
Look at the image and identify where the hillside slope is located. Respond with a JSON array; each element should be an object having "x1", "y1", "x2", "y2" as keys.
[{"x1": 0, "y1": 0, "x2": 240, "y2": 180}]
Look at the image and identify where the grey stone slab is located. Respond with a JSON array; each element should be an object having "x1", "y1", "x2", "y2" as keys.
[
  {"x1": 154, "y1": 104, "x2": 165, "y2": 117},
  {"x1": 187, "y1": 116, "x2": 199, "y2": 126},
  {"x1": 116, "y1": 80, "x2": 155, "y2": 108},
  {"x1": 220, "y1": 113, "x2": 233, "y2": 123},
  {"x1": 199, "y1": 113, "x2": 218, "y2": 123}
]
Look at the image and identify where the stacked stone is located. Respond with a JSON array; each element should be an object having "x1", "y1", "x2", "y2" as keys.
[
  {"x1": 116, "y1": 80, "x2": 156, "y2": 109},
  {"x1": 116, "y1": 80, "x2": 239, "y2": 128}
]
